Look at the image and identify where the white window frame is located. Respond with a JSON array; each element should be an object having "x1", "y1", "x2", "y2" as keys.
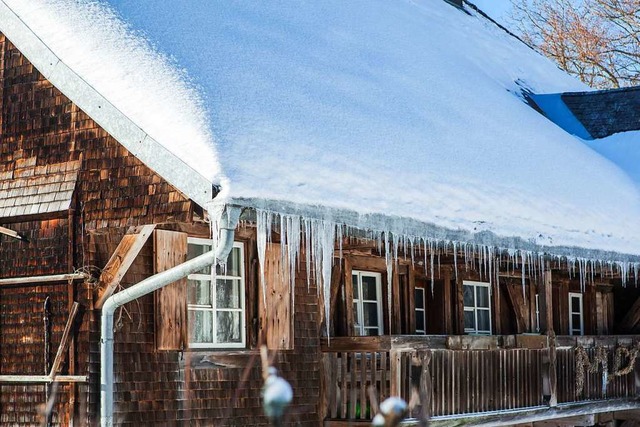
[
  {"x1": 415, "y1": 287, "x2": 426, "y2": 335},
  {"x1": 187, "y1": 238, "x2": 246, "y2": 348},
  {"x1": 352, "y1": 270, "x2": 383, "y2": 336},
  {"x1": 568, "y1": 292, "x2": 584, "y2": 336},
  {"x1": 463, "y1": 280, "x2": 492, "y2": 335}
]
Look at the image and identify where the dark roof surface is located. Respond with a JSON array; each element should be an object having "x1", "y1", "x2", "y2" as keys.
[{"x1": 562, "y1": 87, "x2": 640, "y2": 139}]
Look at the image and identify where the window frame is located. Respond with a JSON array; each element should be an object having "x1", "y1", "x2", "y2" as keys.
[
  {"x1": 415, "y1": 287, "x2": 426, "y2": 335},
  {"x1": 463, "y1": 280, "x2": 492, "y2": 335},
  {"x1": 352, "y1": 270, "x2": 384, "y2": 336},
  {"x1": 568, "y1": 292, "x2": 584, "y2": 336},
  {"x1": 187, "y1": 238, "x2": 246, "y2": 349}
]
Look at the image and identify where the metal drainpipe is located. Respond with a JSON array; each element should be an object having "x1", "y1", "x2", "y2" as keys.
[{"x1": 100, "y1": 208, "x2": 239, "y2": 427}]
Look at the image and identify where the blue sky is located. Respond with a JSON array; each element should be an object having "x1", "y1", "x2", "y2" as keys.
[{"x1": 471, "y1": 0, "x2": 512, "y2": 24}]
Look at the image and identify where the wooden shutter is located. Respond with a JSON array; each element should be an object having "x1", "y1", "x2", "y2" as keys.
[
  {"x1": 154, "y1": 230, "x2": 188, "y2": 351},
  {"x1": 259, "y1": 243, "x2": 293, "y2": 349}
]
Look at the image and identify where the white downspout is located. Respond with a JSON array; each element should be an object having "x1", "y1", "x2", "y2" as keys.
[{"x1": 100, "y1": 207, "x2": 239, "y2": 427}]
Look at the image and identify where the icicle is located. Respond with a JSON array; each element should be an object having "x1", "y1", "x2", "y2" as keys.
[
  {"x1": 452, "y1": 241, "x2": 458, "y2": 282},
  {"x1": 384, "y1": 232, "x2": 393, "y2": 330},
  {"x1": 521, "y1": 251, "x2": 526, "y2": 300},
  {"x1": 430, "y1": 240, "x2": 435, "y2": 297},
  {"x1": 305, "y1": 220, "x2": 312, "y2": 291},
  {"x1": 256, "y1": 210, "x2": 270, "y2": 305}
]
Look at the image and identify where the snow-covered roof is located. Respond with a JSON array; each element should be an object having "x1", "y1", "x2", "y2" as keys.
[{"x1": 3, "y1": 0, "x2": 640, "y2": 260}]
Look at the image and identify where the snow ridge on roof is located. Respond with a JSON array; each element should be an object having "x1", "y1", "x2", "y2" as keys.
[
  {"x1": 4, "y1": 0, "x2": 640, "y2": 259},
  {"x1": 1, "y1": 0, "x2": 222, "y2": 187}
]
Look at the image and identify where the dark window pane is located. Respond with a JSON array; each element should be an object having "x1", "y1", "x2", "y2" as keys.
[
  {"x1": 188, "y1": 243, "x2": 212, "y2": 274},
  {"x1": 362, "y1": 275, "x2": 378, "y2": 300},
  {"x1": 216, "y1": 279, "x2": 240, "y2": 308},
  {"x1": 572, "y1": 314, "x2": 581, "y2": 328},
  {"x1": 463, "y1": 285, "x2": 474, "y2": 307},
  {"x1": 189, "y1": 310, "x2": 212, "y2": 343},
  {"x1": 571, "y1": 296, "x2": 581, "y2": 313},
  {"x1": 366, "y1": 327, "x2": 379, "y2": 336},
  {"x1": 216, "y1": 311, "x2": 241, "y2": 343},
  {"x1": 416, "y1": 311, "x2": 425, "y2": 333},
  {"x1": 363, "y1": 302, "x2": 379, "y2": 327},
  {"x1": 476, "y1": 286, "x2": 490, "y2": 308},
  {"x1": 353, "y1": 302, "x2": 360, "y2": 326},
  {"x1": 352, "y1": 274, "x2": 359, "y2": 299},
  {"x1": 464, "y1": 310, "x2": 475, "y2": 330},
  {"x1": 216, "y1": 247, "x2": 241, "y2": 276},
  {"x1": 415, "y1": 289, "x2": 425, "y2": 309},
  {"x1": 477, "y1": 310, "x2": 490, "y2": 332}
]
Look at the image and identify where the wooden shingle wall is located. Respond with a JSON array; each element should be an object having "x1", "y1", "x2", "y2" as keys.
[{"x1": 0, "y1": 33, "x2": 322, "y2": 426}]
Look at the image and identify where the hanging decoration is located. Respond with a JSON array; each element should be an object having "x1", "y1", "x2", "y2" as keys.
[{"x1": 575, "y1": 343, "x2": 640, "y2": 396}]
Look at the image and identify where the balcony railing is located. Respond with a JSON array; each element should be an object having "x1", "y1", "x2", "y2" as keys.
[{"x1": 321, "y1": 335, "x2": 640, "y2": 423}]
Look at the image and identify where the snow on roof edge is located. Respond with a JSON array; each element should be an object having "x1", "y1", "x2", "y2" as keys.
[
  {"x1": 222, "y1": 197, "x2": 640, "y2": 264},
  {"x1": 0, "y1": 0, "x2": 215, "y2": 208}
]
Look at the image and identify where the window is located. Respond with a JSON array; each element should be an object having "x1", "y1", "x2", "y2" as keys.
[
  {"x1": 187, "y1": 238, "x2": 245, "y2": 348},
  {"x1": 352, "y1": 271, "x2": 383, "y2": 336},
  {"x1": 568, "y1": 292, "x2": 584, "y2": 336},
  {"x1": 415, "y1": 287, "x2": 426, "y2": 334},
  {"x1": 463, "y1": 281, "x2": 491, "y2": 334}
]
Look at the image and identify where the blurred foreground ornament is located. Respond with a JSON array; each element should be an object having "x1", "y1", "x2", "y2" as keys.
[
  {"x1": 372, "y1": 396, "x2": 408, "y2": 427},
  {"x1": 261, "y1": 346, "x2": 293, "y2": 426}
]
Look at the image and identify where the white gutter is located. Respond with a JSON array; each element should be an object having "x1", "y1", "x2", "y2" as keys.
[{"x1": 100, "y1": 208, "x2": 240, "y2": 427}]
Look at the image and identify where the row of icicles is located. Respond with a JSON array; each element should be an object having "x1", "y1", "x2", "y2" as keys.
[{"x1": 216, "y1": 209, "x2": 640, "y2": 339}]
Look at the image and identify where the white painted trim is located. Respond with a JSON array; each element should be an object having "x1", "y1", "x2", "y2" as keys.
[
  {"x1": 568, "y1": 292, "x2": 584, "y2": 336},
  {"x1": 0, "y1": 1, "x2": 213, "y2": 209},
  {"x1": 463, "y1": 280, "x2": 492, "y2": 335},
  {"x1": 352, "y1": 270, "x2": 384, "y2": 336},
  {"x1": 187, "y1": 239, "x2": 246, "y2": 348}
]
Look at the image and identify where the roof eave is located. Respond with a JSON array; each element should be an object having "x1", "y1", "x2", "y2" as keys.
[{"x1": 0, "y1": 1, "x2": 214, "y2": 209}]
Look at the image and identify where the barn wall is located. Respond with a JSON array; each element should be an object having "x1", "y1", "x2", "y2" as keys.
[
  {"x1": 0, "y1": 32, "x2": 196, "y2": 425},
  {"x1": 0, "y1": 34, "x2": 322, "y2": 426}
]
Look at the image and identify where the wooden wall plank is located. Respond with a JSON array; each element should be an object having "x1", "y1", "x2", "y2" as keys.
[
  {"x1": 154, "y1": 229, "x2": 188, "y2": 351},
  {"x1": 259, "y1": 243, "x2": 293, "y2": 349}
]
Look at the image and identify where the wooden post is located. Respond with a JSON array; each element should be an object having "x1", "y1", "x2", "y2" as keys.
[
  {"x1": 635, "y1": 338, "x2": 640, "y2": 397},
  {"x1": 442, "y1": 267, "x2": 452, "y2": 334},
  {"x1": 344, "y1": 257, "x2": 354, "y2": 336},
  {"x1": 390, "y1": 350, "x2": 402, "y2": 398},
  {"x1": 548, "y1": 332, "x2": 558, "y2": 407},
  {"x1": 455, "y1": 273, "x2": 465, "y2": 334},
  {"x1": 419, "y1": 351, "x2": 432, "y2": 426}
]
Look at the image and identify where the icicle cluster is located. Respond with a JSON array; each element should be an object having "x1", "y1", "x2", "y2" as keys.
[{"x1": 252, "y1": 209, "x2": 640, "y2": 338}]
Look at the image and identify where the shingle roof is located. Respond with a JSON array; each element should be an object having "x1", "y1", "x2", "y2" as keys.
[
  {"x1": 0, "y1": 158, "x2": 79, "y2": 218},
  {"x1": 562, "y1": 87, "x2": 640, "y2": 139}
]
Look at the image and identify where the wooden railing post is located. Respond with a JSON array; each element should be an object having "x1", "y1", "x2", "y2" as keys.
[
  {"x1": 548, "y1": 333, "x2": 558, "y2": 406},
  {"x1": 419, "y1": 350, "x2": 432, "y2": 425},
  {"x1": 390, "y1": 349, "x2": 402, "y2": 398}
]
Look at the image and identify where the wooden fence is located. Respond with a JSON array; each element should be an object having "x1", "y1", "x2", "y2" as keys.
[{"x1": 321, "y1": 335, "x2": 640, "y2": 423}]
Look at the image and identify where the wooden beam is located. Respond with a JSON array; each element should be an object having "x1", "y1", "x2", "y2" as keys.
[
  {"x1": 619, "y1": 296, "x2": 640, "y2": 333},
  {"x1": 613, "y1": 409, "x2": 640, "y2": 421},
  {"x1": 416, "y1": 398, "x2": 640, "y2": 427},
  {"x1": 0, "y1": 273, "x2": 87, "y2": 286},
  {"x1": 344, "y1": 257, "x2": 354, "y2": 336},
  {"x1": 49, "y1": 302, "x2": 79, "y2": 377},
  {"x1": 442, "y1": 268, "x2": 452, "y2": 334},
  {"x1": 533, "y1": 414, "x2": 595, "y2": 426},
  {"x1": 95, "y1": 224, "x2": 156, "y2": 308},
  {"x1": 0, "y1": 375, "x2": 88, "y2": 383},
  {"x1": 505, "y1": 283, "x2": 529, "y2": 334}
]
